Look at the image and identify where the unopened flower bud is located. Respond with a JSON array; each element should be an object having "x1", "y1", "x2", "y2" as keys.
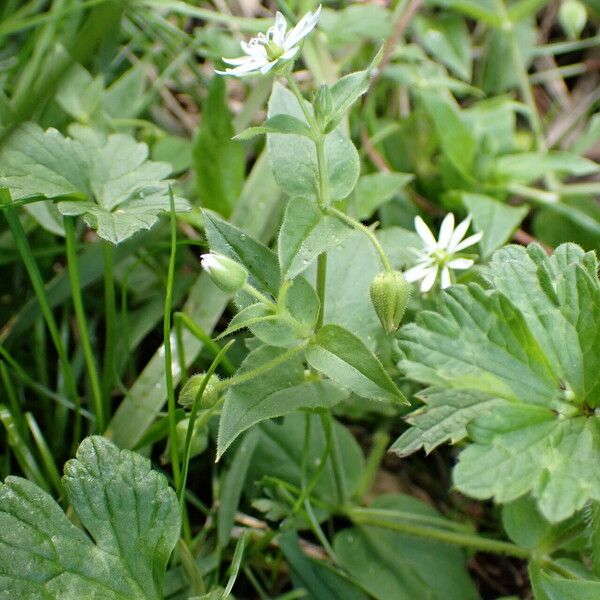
[
  {"x1": 370, "y1": 270, "x2": 410, "y2": 334},
  {"x1": 201, "y1": 253, "x2": 247, "y2": 293},
  {"x1": 176, "y1": 418, "x2": 209, "y2": 458},
  {"x1": 179, "y1": 372, "x2": 220, "y2": 409},
  {"x1": 559, "y1": 0, "x2": 587, "y2": 40}
]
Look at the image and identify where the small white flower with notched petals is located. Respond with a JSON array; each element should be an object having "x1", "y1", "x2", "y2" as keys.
[
  {"x1": 403, "y1": 213, "x2": 482, "y2": 292},
  {"x1": 216, "y1": 7, "x2": 321, "y2": 77}
]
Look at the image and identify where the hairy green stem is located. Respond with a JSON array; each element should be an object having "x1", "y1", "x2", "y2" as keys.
[
  {"x1": 347, "y1": 507, "x2": 531, "y2": 558},
  {"x1": 315, "y1": 253, "x2": 327, "y2": 330},
  {"x1": 327, "y1": 206, "x2": 392, "y2": 271},
  {"x1": 216, "y1": 341, "x2": 309, "y2": 391},
  {"x1": 354, "y1": 430, "x2": 391, "y2": 502},
  {"x1": 64, "y1": 217, "x2": 104, "y2": 432}
]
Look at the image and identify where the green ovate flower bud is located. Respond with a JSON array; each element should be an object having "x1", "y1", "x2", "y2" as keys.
[
  {"x1": 370, "y1": 270, "x2": 410, "y2": 334},
  {"x1": 179, "y1": 372, "x2": 221, "y2": 409},
  {"x1": 559, "y1": 0, "x2": 587, "y2": 39},
  {"x1": 314, "y1": 84, "x2": 333, "y2": 131},
  {"x1": 201, "y1": 253, "x2": 247, "y2": 293},
  {"x1": 176, "y1": 418, "x2": 209, "y2": 459}
]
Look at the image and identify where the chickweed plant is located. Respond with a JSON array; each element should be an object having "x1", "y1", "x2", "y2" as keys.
[{"x1": 0, "y1": 1, "x2": 599, "y2": 598}]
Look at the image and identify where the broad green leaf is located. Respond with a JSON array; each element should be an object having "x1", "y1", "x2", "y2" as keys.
[
  {"x1": 334, "y1": 495, "x2": 479, "y2": 600},
  {"x1": 267, "y1": 82, "x2": 360, "y2": 201},
  {"x1": 0, "y1": 123, "x2": 189, "y2": 243},
  {"x1": 493, "y1": 151, "x2": 598, "y2": 184},
  {"x1": 419, "y1": 89, "x2": 477, "y2": 176},
  {"x1": 539, "y1": 570, "x2": 600, "y2": 600},
  {"x1": 55, "y1": 62, "x2": 103, "y2": 123},
  {"x1": 412, "y1": 14, "x2": 472, "y2": 80},
  {"x1": 460, "y1": 192, "x2": 528, "y2": 258},
  {"x1": 0, "y1": 436, "x2": 179, "y2": 599},
  {"x1": 390, "y1": 388, "x2": 506, "y2": 456},
  {"x1": 235, "y1": 114, "x2": 313, "y2": 141},
  {"x1": 279, "y1": 532, "x2": 368, "y2": 600},
  {"x1": 193, "y1": 76, "x2": 245, "y2": 216},
  {"x1": 426, "y1": 0, "x2": 502, "y2": 26},
  {"x1": 319, "y1": 5, "x2": 393, "y2": 45},
  {"x1": 278, "y1": 197, "x2": 352, "y2": 279},
  {"x1": 245, "y1": 413, "x2": 365, "y2": 506},
  {"x1": 306, "y1": 324, "x2": 406, "y2": 404},
  {"x1": 397, "y1": 243, "x2": 600, "y2": 521},
  {"x1": 202, "y1": 209, "x2": 280, "y2": 296},
  {"x1": 217, "y1": 346, "x2": 346, "y2": 458},
  {"x1": 349, "y1": 172, "x2": 414, "y2": 221}
]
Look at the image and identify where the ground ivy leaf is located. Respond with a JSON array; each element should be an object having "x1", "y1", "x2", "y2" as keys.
[
  {"x1": 390, "y1": 388, "x2": 507, "y2": 456},
  {"x1": 396, "y1": 242, "x2": 600, "y2": 522},
  {"x1": 0, "y1": 123, "x2": 189, "y2": 243},
  {"x1": 306, "y1": 324, "x2": 406, "y2": 404},
  {"x1": 278, "y1": 196, "x2": 352, "y2": 279},
  {"x1": 0, "y1": 436, "x2": 180, "y2": 599}
]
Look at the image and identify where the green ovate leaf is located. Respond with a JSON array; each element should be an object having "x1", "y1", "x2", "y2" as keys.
[
  {"x1": 202, "y1": 209, "x2": 280, "y2": 297},
  {"x1": 235, "y1": 114, "x2": 313, "y2": 141},
  {"x1": 193, "y1": 76, "x2": 245, "y2": 216},
  {"x1": 217, "y1": 346, "x2": 346, "y2": 459},
  {"x1": 0, "y1": 123, "x2": 189, "y2": 243},
  {"x1": 278, "y1": 197, "x2": 352, "y2": 279},
  {"x1": 539, "y1": 570, "x2": 600, "y2": 600},
  {"x1": 0, "y1": 436, "x2": 180, "y2": 599},
  {"x1": 396, "y1": 243, "x2": 600, "y2": 522},
  {"x1": 267, "y1": 82, "x2": 360, "y2": 201},
  {"x1": 460, "y1": 192, "x2": 528, "y2": 258},
  {"x1": 306, "y1": 324, "x2": 406, "y2": 404},
  {"x1": 349, "y1": 172, "x2": 414, "y2": 221},
  {"x1": 335, "y1": 495, "x2": 479, "y2": 600}
]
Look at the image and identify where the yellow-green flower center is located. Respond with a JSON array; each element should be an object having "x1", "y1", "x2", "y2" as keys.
[{"x1": 265, "y1": 41, "x2": 284, "y2": 61}]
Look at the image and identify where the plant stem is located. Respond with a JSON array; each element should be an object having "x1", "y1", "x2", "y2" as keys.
[
  {"x1": 354, "y1": 430, "x2": 390, "y2": 502},
  {"x1": 315, "y1": 254, "x2": 327, "y2": 330},
  {"x1": 216, "y1": 341, "x2": 309, "y2": 391},
  {"x1": 164, "y1": 192, "x2": 181, "y2": 490},
  {"x1": 326, "y1": 206, "x2": 392, "y2": 271},
  {"x1": 285, "y1": 72, "x2": 319, "y2": 132},
  {"x1": 243, "y1": 282, "x2": 277, "y2": 309},
  {"x1": 64, "y1": 217, "x2": 104, "y2": 432},
  {"x1": 320, "y1": 412, "x2": 346, "y2": 505},
  {"x1": 347, "y1": 507, "x2": 531, "y2": 559},
  {"x1": 101, "y1": 240, "x2": 116, "y2": 413}
]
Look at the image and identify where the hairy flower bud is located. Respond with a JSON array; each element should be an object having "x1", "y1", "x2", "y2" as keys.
[
  {"x1": 559, "y1": 0, "x2": 587, "y2": 39},
  {"x1": 179, "y1": 372, "x2": 221, "y2": 409},
  {"x1": 201, "y1": 253, "x2": 247, "y2": 293},
  {"x1": 370, "y1": 270, "x2": 410, "y2": 334}
]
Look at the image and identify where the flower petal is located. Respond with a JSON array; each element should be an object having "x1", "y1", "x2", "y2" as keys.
[
  {"x1": 453, "y1": 231, "x2": 483, "y2": 252},
  {"x1": 447, "y1": 258, "x2": 474, "y2": 270},
  {"x1": 241, "y1": 40, "x2": 268, "y2": 60},
  {"x1": 259, "y1": 60, "x2": 278, "y2": 74},
  {"x1": 420, "y1": 266, "x2": 438, "y2": 292},
  {"x1": 404, "y1": 262, "x2": 432, "y2": 283},
  {"x1": 272, "y1": 12, "x2": 287, "y2": 46},
  {"x1": 437, "y1": 213, "x2": 455, "y2": 249},
  {"x1": 222, "y1": 55, "x2": 256, "y2": 66},
  {"x1": 216, "y1": 60, "x2": 265, "y2": 76},
  {"x1": 284, "y1": 5, "x2": 321, "y2": 50},
  {"x1": 440, "y1": 266, "x2": 452, "y2": 289},
  {"x1": 414, "y1": 216, "x2": 438, "y2": 250},
  {"x1": 446, "y1": 215, "x2": 471, "y2": 252},
  {"x1": 281, "y1": 46, "x2": 299, "y2": 61}
]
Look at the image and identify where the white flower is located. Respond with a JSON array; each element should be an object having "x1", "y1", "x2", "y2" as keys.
[
  {"x1": 216, "y1": 7, "x2": 321, "y2": 77},
  {"x1": 403, "y1": 213, "x2": 483, "y2": 292},
  {"x1": 201, "y1": 253, "x2": 248, "y2": 293}
]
